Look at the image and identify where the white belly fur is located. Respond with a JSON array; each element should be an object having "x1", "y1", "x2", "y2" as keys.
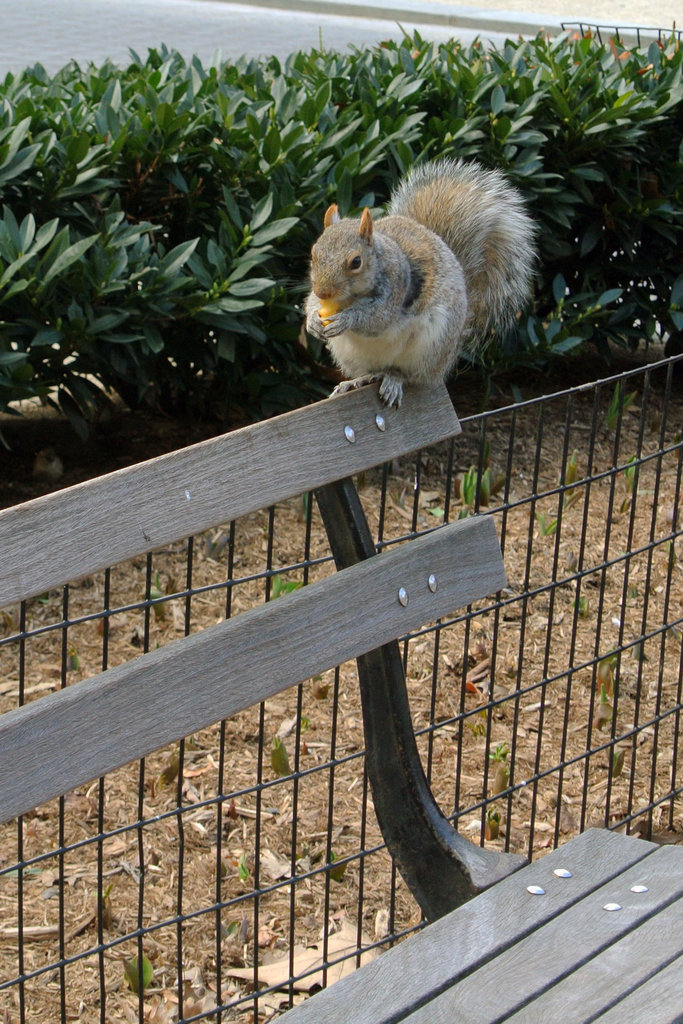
[{"x1": 329, "y1": 305, "x2": 457, "y2": 383}]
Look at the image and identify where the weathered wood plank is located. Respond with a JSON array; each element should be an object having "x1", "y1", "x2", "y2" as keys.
[
  {"x1": 0, "y1": 514, "x2": 499, "y2": 824},
  {"x1": 0, "y1": 382, "x2": 459, "y2": 607},
  {"x1": 278, "y1": 829, "x2": 659, "y2": 1024},
  {"x1": 592, "y1": 951, "x2": 683, "y2": 1024},
  {"x1": 403, "y1": 842, "x2": 683, "y2": 1024},
  {"x1": 504, "y1": 894, "x2": 683, "y2": 1023}
]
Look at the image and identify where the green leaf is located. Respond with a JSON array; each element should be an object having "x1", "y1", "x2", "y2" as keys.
[
  {"x1": 228, "y1": 277, "x2": 274, "y2": 297},
  {"x1": 313, "y1": 79, "x2": 332, "y2": 117},
  {"x1": 572, "y1": 166, "x2": 605, "y2": 182},
  {"x1": 491, "y1": 84, "x2": 506, "y2": 116},
  {"x1": 11, "y1": 362, "x2": 34, "y2": 383},
  {"x1": 263, "y1": 126, "x2": 281, "y2": 164},
  {"x1": 551, "y1": 335, "x2": 585, "y2": 354},
  {"x1": 0, "y1": 351, "x2": 29, "y2": 369},
  {"x1": 0, "y1": 143, "x2": 42, "y2": 185},
  {"x1": 155, "y1": 101, "x2": 177, "y2": 129},
  {"x1": 251, "y1": 192, "x2": 274, "y2": 231},
  {"x1": 18, "y1": 213, "x2": 36, "y2": 251},
  {"x1": 0, "y1": 252, "x2": 35, "y2": 290},
  {"x1": 552, "y1": 274, "x2": 567, "y2": 305},
  {"x1": 596, "y1": 288, "x2": 622, "y2": 307},
  {"x1": 30, "y1": 218, "x2": 59, "y2": 255},
  {"x1": 580, "y1": 222, "x2": 602, "y2": 257},
  {"x1": 222, "y1": 187, "x2": 243, "y2": 230},
  {"x1": 1, "y1": 278, "x2": 31, "y2": 300},
  {"x1": 40, "y1": 233, "x2": 99, "y2": 288},
  {"x1": 65, "y1": 132, "x2": 92, "y2": 164},
  {"x1": 250, "y1": 217, "x2": 299, "y2": 246},
  {"x1": 31, "y1": 326, "x2": 62, "y2": 347},
  {"x1": 158, "y1": 237, "x2": 199, "y2": 276},
  {"x1": 86, "y1": 312, "x2": 130, "y2": 335},
  {"x1": 143, "y1": 326, "x2": 165, "y2": 353}
]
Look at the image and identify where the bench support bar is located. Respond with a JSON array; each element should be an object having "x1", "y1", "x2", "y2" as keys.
[{"x1": 316, "y1": 478, "x2": 527, "y2": 921}]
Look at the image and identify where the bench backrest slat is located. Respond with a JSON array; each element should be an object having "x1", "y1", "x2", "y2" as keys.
[
  {"x1": 0, "y1": 383, "x2": 459, "y2": 607},
  {"x1": 0, "y1": 515, "x2": 505, "y2": 823}
]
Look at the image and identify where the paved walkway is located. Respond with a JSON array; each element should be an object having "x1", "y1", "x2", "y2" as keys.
[
  {"x1": 0, "y1": 0, "x2": 507, "y2": 73},
  {"x1": 0, "y1": 0, "x2": 677, "y2": 75},
  {"x1": 356, "y1": 0, "x2": 678, "y2": 26}
]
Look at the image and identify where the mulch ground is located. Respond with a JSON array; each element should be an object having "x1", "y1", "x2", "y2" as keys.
[{"x1": 1, "y1": 352, "x2": 681, "y2": 1023}]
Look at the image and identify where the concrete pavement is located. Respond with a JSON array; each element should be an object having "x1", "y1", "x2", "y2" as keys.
[
  {"x1": 0, "y1": 0, "x2": 676, "y2": 77},
  {"x1": 0, "y1": 0, "x2": 533, "y2": 75}
]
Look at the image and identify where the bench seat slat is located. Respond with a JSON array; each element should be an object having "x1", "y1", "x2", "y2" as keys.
[
  {"x1": 592, "y1": 952, "x2": 683, "y2": 1024},
  {"x1": 403, "y1": 842, "x2": 683, "y2": 1024},
  {"x1": 0, "y1": 514, "x2": 500, "y2": 824},
  {"x1": 0, "y1": 383, "x2": 459, "y2": 607},
  {"x1": 278, "y1": 829, "x2": 658, "y2": 1023},
  {"x1": 503, "y1": 895, "x2": 683, "y2": 1023}
]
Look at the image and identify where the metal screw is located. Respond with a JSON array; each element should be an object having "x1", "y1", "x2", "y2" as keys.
[
  {"x1": 553, "y1": 868, "x2": 573, "y2": 878},
  {"x1": 603, "y1": 903, "x2": 622, "y2": 912},
  {"x1": 375, "y1": 413, "x2": 386, "y2": 432},
  {"x1": 428, "y1": 574, "x2": 438, "y2": 593},
  {"x1": 398, "y1": 587, "x2": 409, "y2": 607},
  {"x1": 344, "y1": 425, "x2": 356, "y2": 443},
  {"x1": 527, "y1": 885, "x2": 545, "y2": 896}
]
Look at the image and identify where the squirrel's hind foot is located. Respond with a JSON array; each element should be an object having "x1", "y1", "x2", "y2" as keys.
[
  {"x1": 330, "y1": 373, "x2": 404, "y2": 408},
  {"x1": 377, "y1": 373, "x2": 404, "y2": 408}
]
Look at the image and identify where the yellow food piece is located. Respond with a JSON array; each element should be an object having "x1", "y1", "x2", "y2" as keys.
[{"x1": 318, "y1": 300, "x2": 339, "y2": 324}]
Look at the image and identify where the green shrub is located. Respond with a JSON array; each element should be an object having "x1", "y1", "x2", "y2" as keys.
[{"x1": 0, "y1": 30, "x2": 681, "y2": 427}]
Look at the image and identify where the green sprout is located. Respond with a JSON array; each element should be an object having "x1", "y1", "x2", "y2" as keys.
[
  {"x1": 124, "y1": 952, "x2": 154, "y2": 994},
  {"x1": 536, "y1": 510, "x2": 558, "y2": 536},
  {"x1": 562, "y1": 449, "x2": 581, "y2": 508},
  {"x1": 489, "y1": 743, "x2": 510, "y2": 796},
  {"x1": 605, "y1": 381, "x2": 636, "y2": 431}
]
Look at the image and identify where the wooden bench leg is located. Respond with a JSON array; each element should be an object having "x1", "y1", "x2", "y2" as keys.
[{"x1": 315, "y1": 478, "x2": 527, "y2": 922}]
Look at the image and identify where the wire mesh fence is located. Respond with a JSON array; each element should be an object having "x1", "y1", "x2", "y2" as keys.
[
  {"x1": 560, "y1": 20, "x2": 682, "y2": 44},
  {"x1": 1, "y1": 353, "x2": 681, "y2": 1022}
]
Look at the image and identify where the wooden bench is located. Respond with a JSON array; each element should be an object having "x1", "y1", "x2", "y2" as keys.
[
  {"x1": 1, "y1": 381, "x2": 681, "y2": 1022},
  {"x1": 279, "y1": 826, "x2": 683, "y2": 1023}
]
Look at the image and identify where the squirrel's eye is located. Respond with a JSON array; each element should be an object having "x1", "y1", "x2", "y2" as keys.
[{"x1": 348, "y1": 254, "x2": 362, "y2": 271}]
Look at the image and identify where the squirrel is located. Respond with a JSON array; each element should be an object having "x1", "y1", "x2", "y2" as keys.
[{"x1": 305, "y1": 158, "x2": 537, "y2": 407}]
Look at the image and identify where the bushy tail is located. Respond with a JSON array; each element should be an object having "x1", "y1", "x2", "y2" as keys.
[{"x1": 387, "y1": 158, "x2": 536, "y2": 343}]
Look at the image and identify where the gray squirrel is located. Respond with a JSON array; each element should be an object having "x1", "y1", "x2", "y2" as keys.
[{"x1": 305, "y1": 158, "x2": 537, "y2": 407}]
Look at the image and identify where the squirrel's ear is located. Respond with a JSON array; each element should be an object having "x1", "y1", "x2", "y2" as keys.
[
  {"x1": 359, "y1": 207, "x2": 373, "y2": 242},
  {"x1": 323, "y1": 204, "x2": 340, "y2": 229}
]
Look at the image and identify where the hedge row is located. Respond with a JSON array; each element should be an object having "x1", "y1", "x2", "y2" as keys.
[{"x1": 0, "y1": 29, "x2": 681, "y2": 429}]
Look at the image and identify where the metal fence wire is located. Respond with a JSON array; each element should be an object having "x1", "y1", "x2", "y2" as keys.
[
  {"x1": 561, "y1": 22, "x2": 682, "y2": 44},
  {"x1": 1, "y1": 354, "x2": 681, "y2": 1023}
]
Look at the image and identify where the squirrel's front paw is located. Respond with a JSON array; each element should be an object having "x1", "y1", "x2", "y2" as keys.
[
  {"x1": 306, "y1": 310, "x2": 326, "y2": 341},
  {"x1": 320, "y1": 309, "x2": 352, "y2": 339},
  {"x1": 378, "y1": 373, "x2": 404, "y2": 408}
]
